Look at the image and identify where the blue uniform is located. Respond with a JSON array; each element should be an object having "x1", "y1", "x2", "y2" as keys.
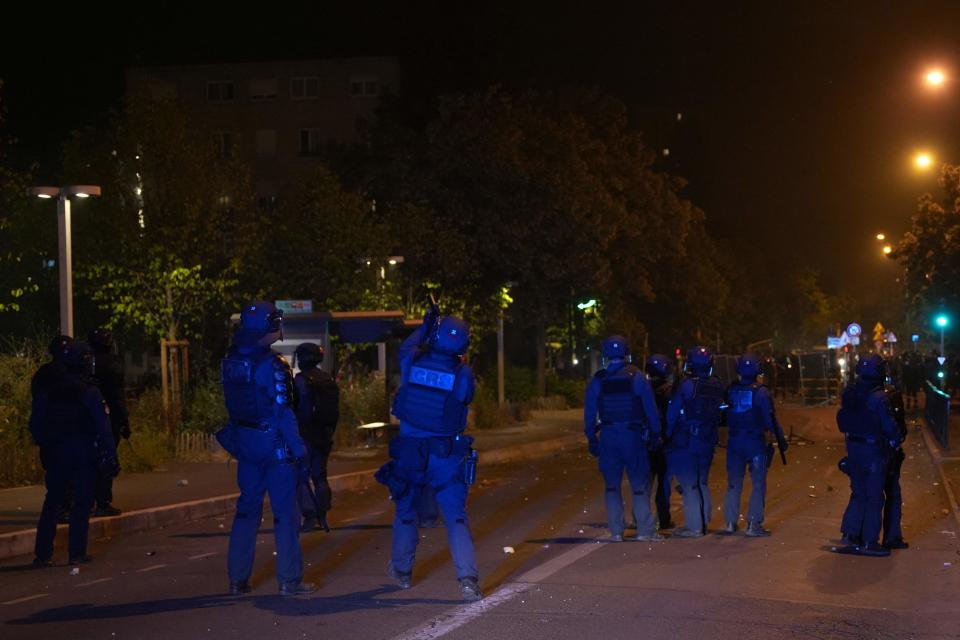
[
  {"x1": 666, "y1": 375, "x2": 725, "y2": 534},
  {"x1": 388, "y1": 323, "x2": 478, "y2": 581},
  {"x1": 584, "y1": 361, "x2": 661, "y2": 537},
  {"x1": 722, "y1": 381, "x2": 777, "y2": 526},
  {"x1": 837, "y1": 382, "x2": 900, "y2": 546},
  {"x1": 294, "y1": 368, "x2": 339, "y2": 526},
  {"x1": 219, "y1": 342, "x2": 307, "y2": 588},
  {"x1": 30, "y1": 369, "x2": 116, "y2": 562},
  {"x1": 649, "y1": 377, "x2": 675, "y2": 528}
]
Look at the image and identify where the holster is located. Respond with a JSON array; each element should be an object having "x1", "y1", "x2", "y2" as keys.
[{"x1": 374, "y1": 461, "x2": 411, "y2": 500}]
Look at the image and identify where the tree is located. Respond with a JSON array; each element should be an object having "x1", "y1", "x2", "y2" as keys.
[{"x1": 894, "y1": 164, "x2": 960, "y2": 320}]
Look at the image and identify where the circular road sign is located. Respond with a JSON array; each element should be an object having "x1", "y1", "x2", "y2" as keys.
[{"x1": 846, "y1": 323, "x2": 862, "y2": 337}]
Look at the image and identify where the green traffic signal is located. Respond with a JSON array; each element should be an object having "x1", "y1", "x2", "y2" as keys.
[{"x1": 936, "y1": 314, "x2": 949, "y2": 328}]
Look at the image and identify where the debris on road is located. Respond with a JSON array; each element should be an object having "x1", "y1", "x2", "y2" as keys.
[
  {"x1": 69, "y1": 567, "x2": 80, "y2": 576},
  {"x1": 503, "y1": 546, "x2": 515, "y2": 554},
  {"x1": 146, "y1": 551, "x2": 156, "y2": 556},
  {"x1": 177, "y1": 479, "x2": 189, "y2": 486}
]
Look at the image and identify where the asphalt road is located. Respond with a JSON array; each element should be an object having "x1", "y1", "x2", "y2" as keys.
[{"x1": 2, "y1": 406, "x2": 958, "y2": 640}]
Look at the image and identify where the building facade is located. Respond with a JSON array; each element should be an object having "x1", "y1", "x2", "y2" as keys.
[{"x1": 126, "y1": 57, "x2": 400, "y2": 203}]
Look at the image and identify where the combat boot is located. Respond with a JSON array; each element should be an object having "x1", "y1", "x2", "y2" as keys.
[
  {"x1": 229, "y1": 580, "x2": 252, "y2": 595},
  {"x1": 883, "y1": 538, "x2": 909, "y2": 550},
  {"x1": 858, "y1": 542, "x2": 891, "y2": 557},
  {"x1": 717, "y1": 522, "x2": 737, "y2": 535},
  {"x1": 317, "y1": 512, "x2": 331, "y2": 533},
  {"x1": 634, "y1": 531, "x2": 664, "y2": 542},
  {"x1": 387, "y1": 561, "x2": 412, "y2": 589},
  {"x1": 301, "y1": 513, "x2": 319, "y2": 532},
  {"x1": 459, "y1": 577, "x2": 483, "y2": 602},
  {"x1": 279, "y1": 581, "x2": 316, "y2": 596},
  {"x1": 673, "y1": 527, "x2": 704, "y2": 538},
  {"x1": 607, "y1": 533, "x2": 624, "y2": 542},
  {"x1": 745, "y1": 522, "x2": 771, "y2": 537}
]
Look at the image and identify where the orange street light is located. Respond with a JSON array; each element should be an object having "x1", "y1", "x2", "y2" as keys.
[
  {"x1": 915, "y1": 152, "x2": 934, "y2": 170},
  {"x1": 925, "y1": 69, "x2": 946, "y2": 88},
  {"x1": 876, "y1": 233, "x2": 886, "y2": 241},
  {"x1": 882, "y1": 244, "x2": 893, "y2": 255}
]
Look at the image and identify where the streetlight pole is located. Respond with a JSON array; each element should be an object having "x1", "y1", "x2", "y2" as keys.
[{"x1": 31, "y1": 185, "x2": 101, "y2": 338}]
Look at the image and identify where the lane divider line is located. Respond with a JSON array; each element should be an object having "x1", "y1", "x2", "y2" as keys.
[
  {"x1": 76, "y1": 577, "x2": 112, "y2": 587},
  {"x1": 188, "y1": 552, "x2": 218, "y2": 560},
  {"x1": 136, "y1": 564, "x2": 168, "y2": 573},
  {"x1": 392, "y1": 539, "x2": 602, "y2": 640},
  {"x1": 2, "y1": 593, "x2": 49, "y2": 606}
]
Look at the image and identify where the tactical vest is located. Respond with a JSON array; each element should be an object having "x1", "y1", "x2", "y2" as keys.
[
  {"x1": 221, "y1": 347, "x2": 293, "y2": 426},
  {"x1": 297, "y1": 368, "x2": 338, "y2": 443},
  {"x1": 727, "y1": 382, "x2": 763, "y2": 436},
  {"x1": 43, "y1": 377, "x2": 96, "y2": 440},
  {"x1": 837, "y1": 383, "x2": 882, "y2": 437},
  {"x1": 681, "y1": 377, "x2": 724, "y2": 441},
  {"x1": 596, "y1": 366, "x2": 644, "y2": 425},
  {"x1": 392, "y1": 352, "x2": 466, "y2": 434}
]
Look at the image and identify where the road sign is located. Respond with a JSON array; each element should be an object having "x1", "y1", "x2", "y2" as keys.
[
  {"x1": 846, "y1": 323, "x2": 862, "y2": 338},
  {"x1": 912, "y1": 334, "x2": 920, "y2": 343},
  {"x1": 886, "y1": 331, "x2": 897, "y2": 343},
  {"x1": 827, "y1": 336, "x2": 844, "y2": 349},
  {"x1": 873, "y1": 322, "x2": 886, "y2": 342},
  {"x1": 276, "y1": 299, "x2": 313, "y2": 314},
  {"x1": 938, "y1": 356, "x2": 947, "y2": 366}
]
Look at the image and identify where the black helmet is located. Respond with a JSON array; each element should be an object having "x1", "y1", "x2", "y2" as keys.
[
  {"x1": 295, "y1": 342, "x2": 324, "y2": 370},
  {"x1": 736, "y1": 353, "x2": 761, "y2": 379},
  {"x1": 88, "y1": 327, "x2": 115, "y2": 353},
  {"x1": 645, "y1": 354, "x2": 672, "y2": 379},
  {"x1": 48, "y1": 335, "x2": 74, "y2": 361}
]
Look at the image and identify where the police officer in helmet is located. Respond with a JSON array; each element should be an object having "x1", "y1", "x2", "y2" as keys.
[
  {"x1": 293, "y1": 342, "x2": 339, "y2": 533},
  {"x1": 218, "y1": 302, "x2": 314, "y2": 595},
  {"x1": 645, "y1": 354, "x2": 676, "y2": 530},
  {"x1": 383, "y1": 305, "x2": 481, "y2": 602},
  {"x1": 834, "y1": 353, "x2": 900, "y2": 557},
  {"x1": 88, "y1": 327, "x2": 131, "y2": 517},
  {"x1": 30, "y1": 340, "x2": 118, "y2": 566},
  {"x1": 720, "y1": 353, "x2": 788, "y2": 537},
  {"x1": 584, "y1": 336, "x2": 662, "y2": 541},
  {"x1": 666, "y1": 346, "x2": 725, "y2": 537}
]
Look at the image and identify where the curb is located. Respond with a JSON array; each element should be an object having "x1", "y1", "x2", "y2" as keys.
[
  {"x1": 0, "y1": 431, "x2": 582, "y2": 561},
  {"x1": 919, "y1": 425, "x2": 960, "y2": 530}
]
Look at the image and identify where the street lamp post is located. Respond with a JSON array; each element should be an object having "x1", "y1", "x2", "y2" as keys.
[
  {"x1": 936, "y1": 314, "x2": 949, "y2": 357},
  {"x1": 30, "y1": 185, "x2": 101, "y2": 337}
]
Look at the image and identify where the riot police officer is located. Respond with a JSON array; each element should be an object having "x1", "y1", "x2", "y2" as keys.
[
  {"x1": 293, "y1": 342, "x2": 339, "y2": 533},
  {"x1": 881, "y1": 377, "x2": 908, "y2": 550},
  {"x1": 835, "y1": 354, "x2": 901, "y2": 557},
  {"x1": 720, "y1": 353, "x2": 788, "y2": 536},
  {"x1": 30, "y1": 340, "x2": 118, "y2": 566},
  {"x1": 666, "y1": 346, "x2": 725, "y2": 537},
  {"x1": 89, "y1": 327, "x2": 130, "y2": 517},
  {"x1": 382, "y1": 307, "x2": 481, "y2": 602},
  {"x1": 645, "y1": 354, "x2": 676, "y2": 530},
  {"x1": 583, "y1": 336, "x2": 661, "y2": 542},
  {"x1": 217, "y1": 302, "x2": 314, "y2": 596}
]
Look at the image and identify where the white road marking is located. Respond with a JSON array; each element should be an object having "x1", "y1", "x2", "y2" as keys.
[
  {"x1": 2, "y1": 593, "x2": 49, "y2": 606},
  {"x1": 391, "y1": 540, "x2": 602, "y2": 640},
  {"x1": 76, "y1": 577, "x2": 113, "y2": 587},
  {"x1": 136, "y1": 564, "x2": 168, "y2": 573},
  {"x1": 188, "y1": 552, "x2": 218, "y2": 560}
]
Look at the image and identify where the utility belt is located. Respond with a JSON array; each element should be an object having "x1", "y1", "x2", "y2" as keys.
[
  {"x1": 845, "y1": 434, "x2": 882, "y2": 445},
  {"x1": 234, "y1": 418, "x2": 272, "y2": 431},
  {"x1": 389, "y1": 435, "x2": 474, "y2": 471},
  {"x1": 728, "y1": 428, "x2": 763, "y2": 438}
]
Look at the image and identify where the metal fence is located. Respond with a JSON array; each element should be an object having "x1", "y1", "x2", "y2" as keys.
[
  {"x1": 924, "y1": 380, "x2": 950, "y2": 450},
  {"x1": 796, "y1": 352, "x2": 840, "y2": 405},
  {"x1": 174, "y1": 431, "x2": 223, "y2": 460}
]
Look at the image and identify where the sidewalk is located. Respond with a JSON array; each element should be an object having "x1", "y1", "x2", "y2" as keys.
[{"x1": 0, "y1": 410, "x2": 582, "y2": 559}]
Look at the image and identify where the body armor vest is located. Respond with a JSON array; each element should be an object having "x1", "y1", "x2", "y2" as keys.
[
  {"x1": 392, "y1": 352, "x2": 466, "y2": 434},
  {"x1": 680, "y1": 376, "x2": 724, "y2": 441},
  {"x1": 221, "y1": 347, "x2": 293, "y2": 426},
  {"x1": 596, "y1": 366, "x2": 644, "y2": 425},
  {"x1": 837, "y1": 383, "x2": 883, "y2": 437},
  {"x1": 727, "y1": 382, "x2": 763, "y2": 436}
]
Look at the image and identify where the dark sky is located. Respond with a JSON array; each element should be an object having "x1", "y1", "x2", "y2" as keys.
[{"x1": 3, "y1": 1, "x2": 960, "y2": 296}]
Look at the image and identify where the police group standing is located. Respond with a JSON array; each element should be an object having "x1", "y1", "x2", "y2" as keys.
[
  {"x1": 645, "y1": 354, "x2": 676, "y2": 530},
  {"x1": 88, "y1": 328, "x2": 131, "y2": 517},
  {"x1": 720, "y1": 353, "x2": 788, "y2": 537},
  {"x1": 293, "y1": 342, "x2": 340, "y2": 533},
  {"x1": 584, "y1": 336, "x2": 662, "y2": 541},
  {"x1": 382, "y1": 305, "x2": 482, "y2": 602},
  {"x1": 665, "y1": 347, "x2": 725, "y2": 537},
  {"x1": 881, "y1": 374, "x2": 909, "y2": 550},
  {"x1": 30, "y1": 340, "x2": 119, "y2": 566},
  {"x1": 218, "y1": 302, "x2": 315, "y2": 596},
  {"x1": 835, "y1": 354, "x2": 902, "y2": 557}
]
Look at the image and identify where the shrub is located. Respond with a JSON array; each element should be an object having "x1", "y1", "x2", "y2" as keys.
[
  {"x1": 0, "y1": 342, "x2": 44, "y2": 487},
  {"x1": 124, "y1": 388, "x2": 173, "y2": 472},
  {"x1": 182, "y1": 374, "x2": 228, "y2": 434},
  {"x1": 504, "y1": 365, "x2": 537, "y2": 402},
  {"x1": 471, "y1": 378, "x2": 515, "y2": 430},
  {"x1": 546, "y1": 372, "x2": 588, "y2": 408},
  {"x1": 337, "y1": 371, "x2": 388, "y2": 449}
]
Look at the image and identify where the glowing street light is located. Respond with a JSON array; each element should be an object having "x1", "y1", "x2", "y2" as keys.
[
  {"x1": 882, "y1": 244, "x2": 893, "y2": 255},
  {"x1": 30, "y1": 185, "x2": 102, "y2": 337},
  {"x1": 915, "y1": 152, "x2": 934, "y2": 170},
  {"x1": 876, "y1": 233, "x2": 886, "y2": 241},
  {"x1": 925, "y1": 69, "x2": 946, "y2": 88}
]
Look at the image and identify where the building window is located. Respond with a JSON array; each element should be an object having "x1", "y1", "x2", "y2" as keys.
[
  {"x1": 299, "y1": 129, "x2": 323, "y2": 156},
  {"x1": 349, "y1": 76, "x2": 380, "y2": 97},
  {"x1": 290, "y1": 76, "x2": 320, "y2": 100},
  {"x1": 249, "y1": 78, "x2": 278, "y2": 101},
  {"x1": 206, "y1": 80, "x2": 235, "y2": 102},
  {"x1": 255, "y1": 129, "x2": 277, "y2": 157},
  {"x1": 213, "y1": 132, "x2": 234, "y2": 159}
]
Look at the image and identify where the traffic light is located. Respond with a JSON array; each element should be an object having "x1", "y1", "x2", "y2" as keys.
[{"x1": 936, "y1": 314, "x2": 949, "y2": 328}]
